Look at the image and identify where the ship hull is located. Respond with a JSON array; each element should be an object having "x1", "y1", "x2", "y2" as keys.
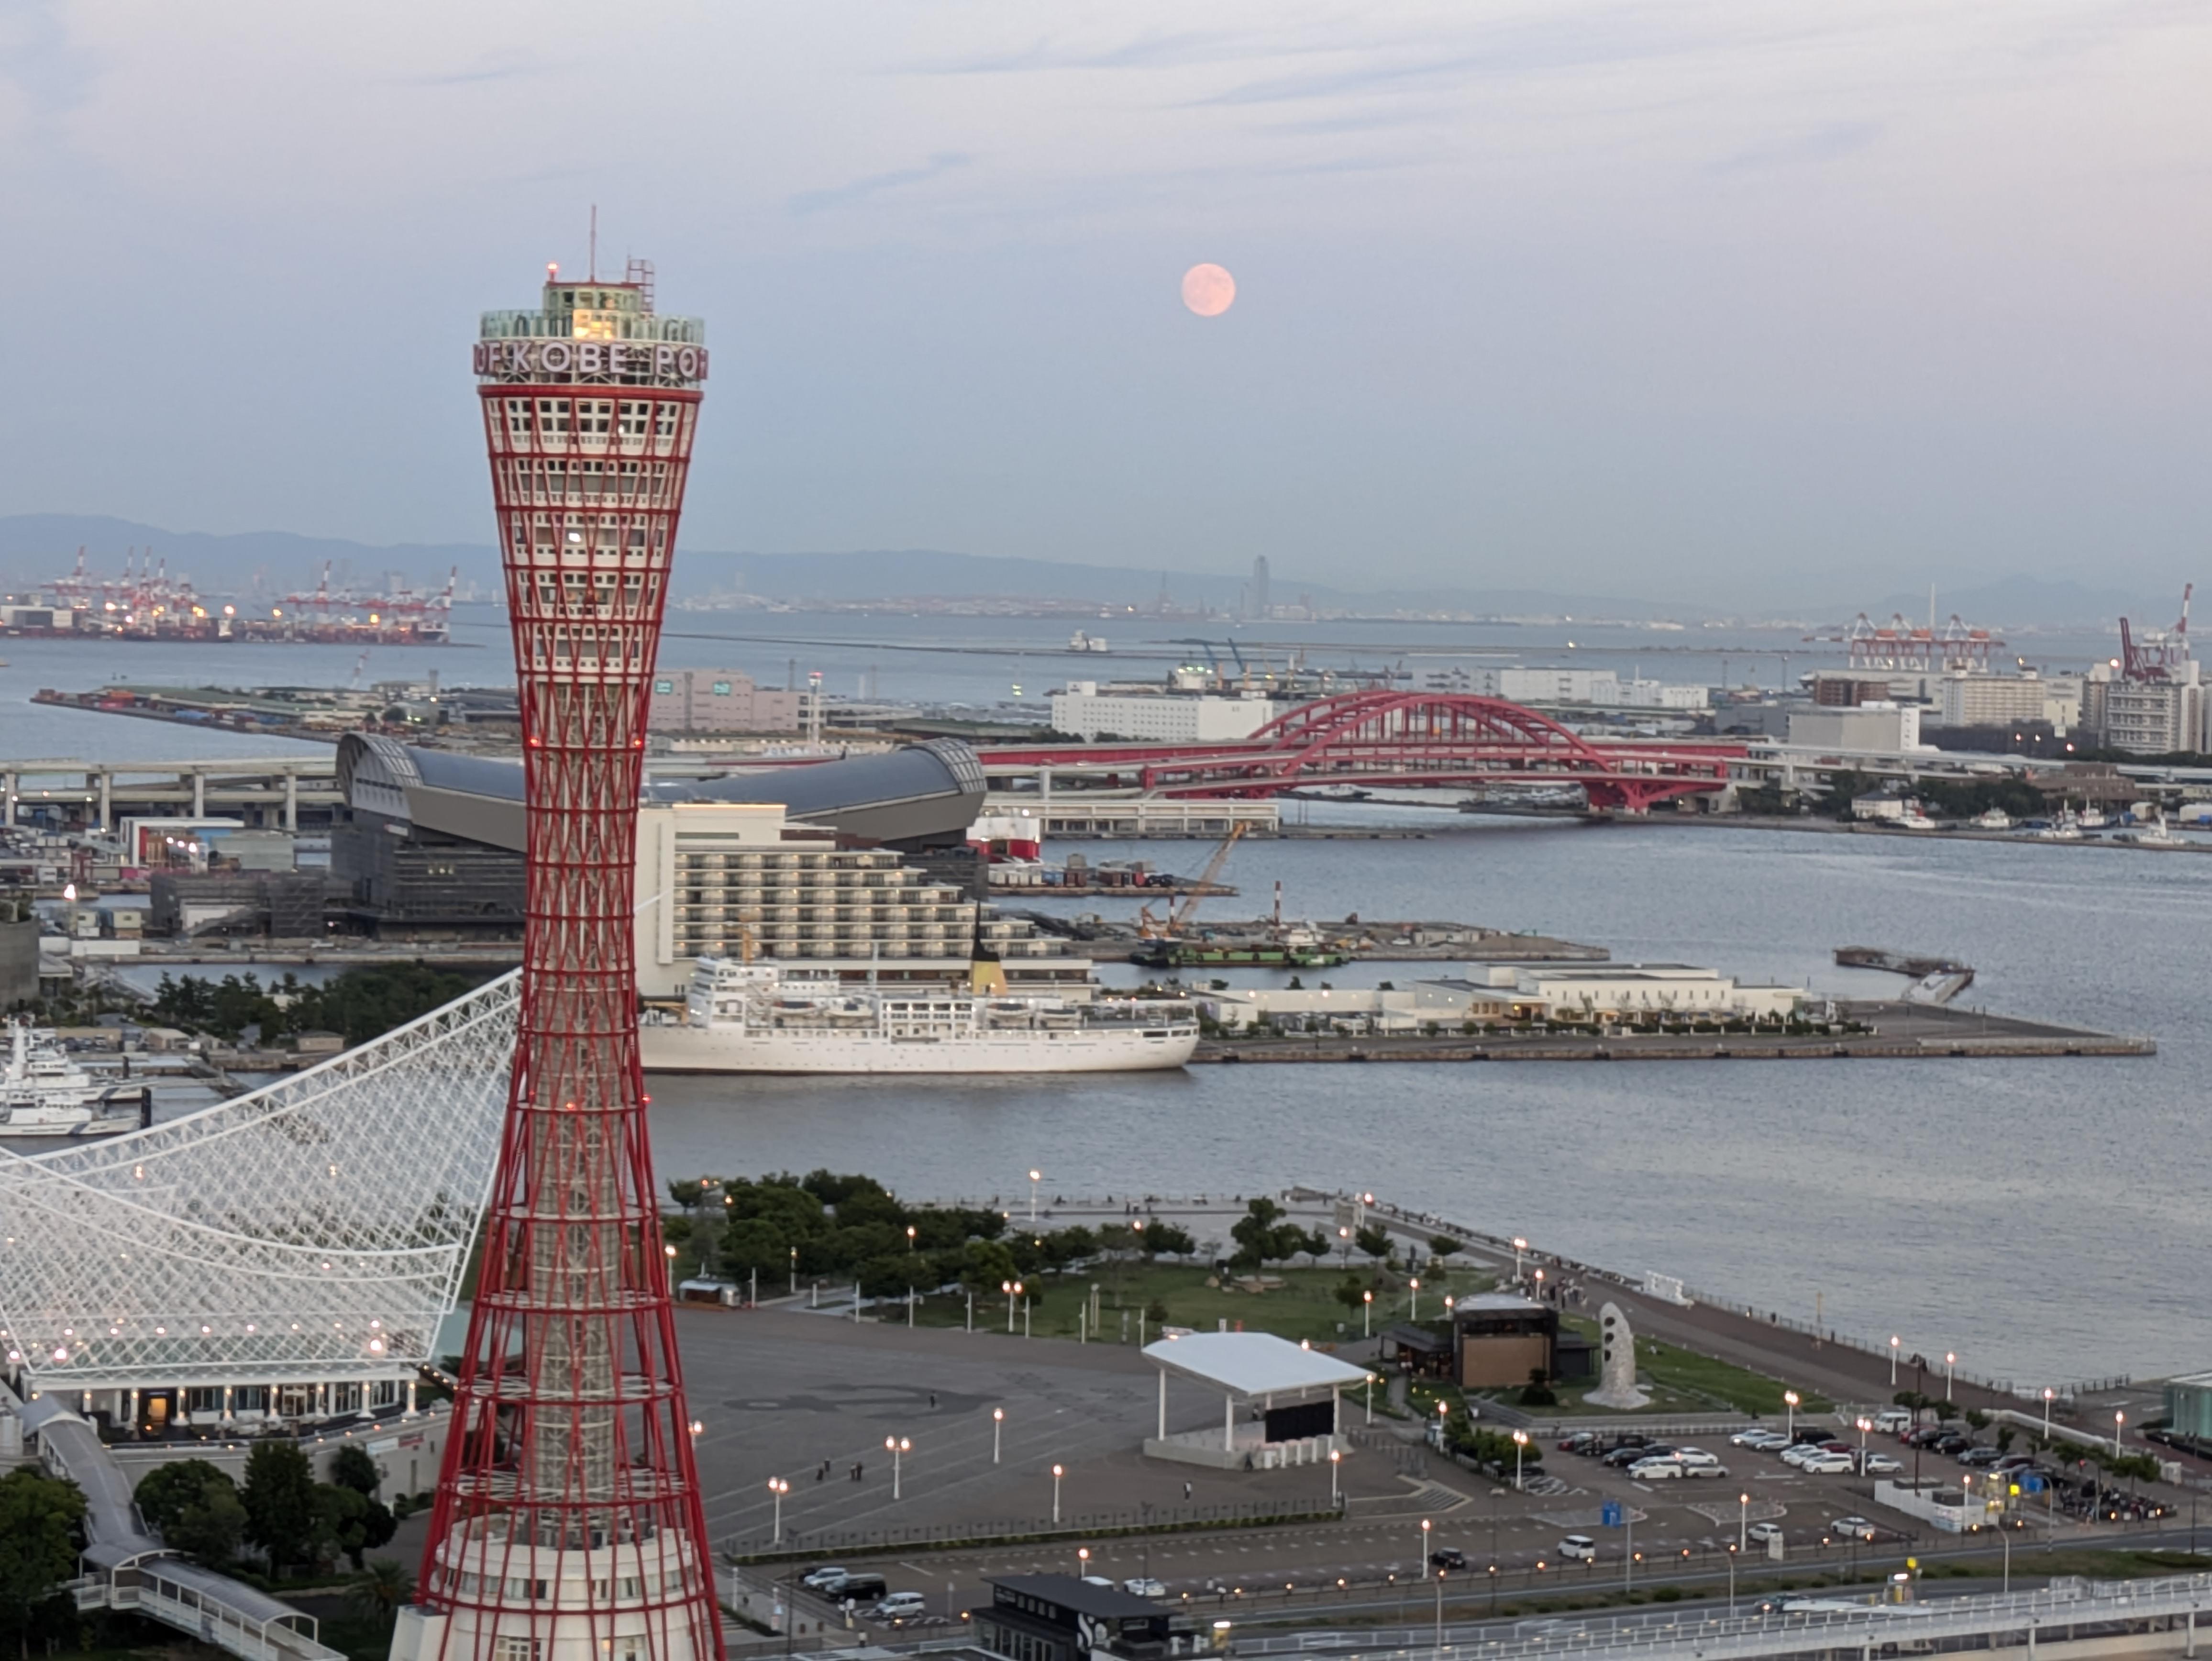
[{"x1": 641, "y1": 1022, "x2": 1196, "y2": 1074}]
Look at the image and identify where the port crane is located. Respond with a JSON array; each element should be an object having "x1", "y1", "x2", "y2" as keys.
[
  {"x1": 1136, "y1": 821, "x2": 1246, "y2": 940},
  {"x1": 2120, "y1": 583, "x2": 2192, "y2": 682}
]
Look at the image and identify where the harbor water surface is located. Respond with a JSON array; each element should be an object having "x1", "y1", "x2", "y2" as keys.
[{"x1": 647, "y1": 819, "x2": 2209, "y2": 1389}]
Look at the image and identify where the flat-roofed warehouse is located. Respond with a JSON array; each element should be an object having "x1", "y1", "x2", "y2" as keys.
[{"x1": 335, "y1": 735, "x2": 1090, "y2": 998}]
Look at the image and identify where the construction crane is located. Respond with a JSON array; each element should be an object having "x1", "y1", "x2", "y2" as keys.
[{"x1": 1137, "y1": 821, "x2": 1247, "y2": 939}]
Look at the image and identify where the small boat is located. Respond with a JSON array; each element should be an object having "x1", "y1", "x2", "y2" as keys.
[
  {"x1": 2076, "y1": 807, "x2": 2110, "y2": 830},
  {"x1": 1972, "y1": 808, "x2": 2014, "y2": 831},
  {"x1": 2039, "y1": 807, "x2": 2083, "y2": 842},
  {"x1": 0, "y1": 1020, "x2": 151, "y2": 1137},
  {"x1": 1895, "y1": 806, "x2": 1938, "y2": 830},
  {"x1": 2118, "y1": 811, "x2": 2184, "y2": 848}
]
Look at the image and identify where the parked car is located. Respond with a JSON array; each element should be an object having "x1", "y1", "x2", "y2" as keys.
[
  {"x1": 1872, "y1": 1409, "x2": 1913, "y2": 1434},
  {"x1": 830, "y1": 1575, "x2": 888, "y2": 1606},
  {"x1": 1675, "y1": 1449, "x2": 1721, "y2": 1468},
  {"x1": 1742, "y1": 1431, "x2": 1792, "y2": 1450},
  {"x1": 1932, "y1": 1434, "x2": 1971, "y2": 1454},
  {"x1": 800, "y1": 1567, "x2": 851, "y2": 1591},
  {"x1": 1748, "y1": 1522, "x2": 1785, "y2": 1545},
  {"x1": 1606, "y1": 1444, "x2": 1670, "y2": 1468},
  {"x1": 1559, "y1": 1535, "x2": 1598, "y2": 1562},
  {"x1": 1958, "y1": 1446, "x2": 2003, "y2": 1467},
  {"x1": 1779, "y1": 1443, "x2": 1826, "y2": 1467},
  {"x1": 871, "y1": 1594, "x2": 928, "y2": 1621},
  {"x1": 1800, "y1": 1452, "x2": 1854, "y2": 1474},
  {"x1": 1859, "y1": 1453, "x2": 1902, "y2": 1474},
  {"x1": 1560, "y1": 1431, "x2": 1600, "y2": 1453},
  {"x1": 1832, "y1": 1516, "x2": 1879, "y2": 1541},
  {"x1": 1903, "y1": 1427, "x2": 1947, "y2": 1448},
  {"x1": 1430, "y1": 1548, "x2": 1469, "y2": 1571},
  {"x1": 1728, "y1": 1428, "x2": 1777, "y2": 1447},
  {"x1": 1629, "y1": 1457, "x2": 1685, "y2": 1480},
  {"x1": 1123, "y1": 1578, "x2": 1168, "y2": 1598}
]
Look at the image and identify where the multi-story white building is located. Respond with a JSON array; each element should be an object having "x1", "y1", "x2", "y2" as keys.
[
  {"x1": 1786, "y1": 703, "x2": 1923, "y2": 753},
  {"x1": 2095, "y1": 663, "x2": 2206, "y2": 755},
  {"x1": 1420, "y1": 667, "x2": 1707, "y2": 710},
  {"x1": 1049, "y1": 683, "x2": 1287, "y2": 742},
  {"x1": 634, "y1": 800, "x2": 1089, "y2": 999},
  {"x1": 1929, "y1": 672, "x2": 2083, "y2": 732}
]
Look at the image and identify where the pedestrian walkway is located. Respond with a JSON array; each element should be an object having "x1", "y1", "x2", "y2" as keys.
[{"x1": 10, "y1": 1386, "x2": 342, "y2": 1661}]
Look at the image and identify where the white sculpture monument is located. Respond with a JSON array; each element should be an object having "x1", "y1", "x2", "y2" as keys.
[{"x1": 1585, "y1": 1301, "x2": 1652, "y2": 1409}]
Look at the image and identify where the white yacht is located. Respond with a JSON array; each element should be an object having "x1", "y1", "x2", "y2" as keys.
[
  {"x1": 641, "y1": 958, "x2": 1199, "y2": 1074},
  {"x1": 1972, "y1": 807, "x2": 2014, "y2": 831},
  {"x1": 0, "y1": 1021, "x2": 151, "y2": 1138}
]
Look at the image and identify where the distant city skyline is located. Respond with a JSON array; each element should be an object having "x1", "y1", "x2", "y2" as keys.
[{"x1": 0, "y1": 2, "x2": 2206, "y2": 609}]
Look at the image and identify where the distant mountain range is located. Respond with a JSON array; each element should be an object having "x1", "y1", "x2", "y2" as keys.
[{"x1": 0, "y1": 513, "x2": 2173, "y2": 629}]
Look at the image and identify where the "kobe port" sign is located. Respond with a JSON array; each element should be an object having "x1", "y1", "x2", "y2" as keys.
[{"x1": 473, "y1": 339, "x2": 709, "y2": 385}]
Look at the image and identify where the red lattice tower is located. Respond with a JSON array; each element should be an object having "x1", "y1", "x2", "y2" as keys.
[{"x1": 401, "y1": 262, "x2": 721, "y2": 1661}]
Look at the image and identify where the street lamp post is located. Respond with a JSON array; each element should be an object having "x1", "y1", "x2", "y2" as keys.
[
  {"x1": 1003, "y1": 1280, "x2": 1023, "y2": 1333},
  {"x1": 1421, "y1": 1517, "x2": 1432, "y2": 1577},
  {"x1": 1784, "y1": 1391, "x2": 1799, "y2": 1442},
  {"x1": 1410, "y1": 1277, "x2": 1420, "y2": 1321},
  {"x1": 1329, "y1": 1448, "x2": 1342, "y2": 1507},
  {"x1": 994, "y1": 1407, "x2": 1005, "y2": 1463},
  {"x1": 2042, "y1": 1388, "x2": 2055, "y2": 1441},
  {"x1": 768, "y1": 1477, "x2": 789, "y2": 1545},
  {"x1": 1363, "y1": 1290, "x2": 1372, "y2": 1339},
  {"x1": 789, "y1": 1246, "x2": 797, "y2": 1295},
  {"x1": 1512, "y1": 1429, "x2": 1529, "y2": 1491},
  {"x1": 1890, "y1": 1335, "x2": 1901, "y2": 1387},
  {"x1": 1512, "y1": 1237, "x2": 1527, "y2": 1283},
  {"x1": 1946, "y1": 1352, "x2": 1957, "y2": 1402},
  {"x1": 2115, "y1": 1409, "x2": 2126, "y2": 1455},
  {"x1": 1738, "y1": 1492, "x2": 1748, "y2": 1553},
  {"x1": 1534, "y1": 1267, "x2": 1545, "y2": 1303},
  {"x1": 886, "y1": 1436, "x2": 910, "y2": 1500},
  {"x1": 1856, "y1": 1417, "x2": 1872, "y2": 1471},
  {"x1": 1365, "y1": 1373, "x2": 1374, "y2": 1426},
  {"x1": 1051, "y1": 1463, "x2": 1064, "y2": 1525},
  {"x1": 1726, "y1": 1543, "x2": 1737, "y2": 1614},
  {"x1": 1029, "y1": 1169, "x2": 1042, "y2": 1224}
]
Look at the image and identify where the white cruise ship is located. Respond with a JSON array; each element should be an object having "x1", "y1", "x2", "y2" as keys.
[
  {"x1": 0, "y1": 1020, "x2": 153, "y2": 1138},
  {"x1": 640, "y1": 958, "x2": 1200, "y2": 1074}
]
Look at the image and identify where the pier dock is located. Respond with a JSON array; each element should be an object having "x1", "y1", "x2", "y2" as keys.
[{"x1": 1193, "y1": 1000, "x2": 2152, "y2": 1063}]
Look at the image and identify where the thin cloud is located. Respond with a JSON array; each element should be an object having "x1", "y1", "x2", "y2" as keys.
[
  {"x1": 1709, "y1": 121, "x2": 1883, "y2": 174},
  {"x1": 789, "y1": 151, "x2": 973, "y2": 217}
]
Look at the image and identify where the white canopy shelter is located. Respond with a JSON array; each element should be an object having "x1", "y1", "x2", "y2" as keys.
[{"x1": 1141, "y1": 1331, "x2": 1370, "y2": 1468}]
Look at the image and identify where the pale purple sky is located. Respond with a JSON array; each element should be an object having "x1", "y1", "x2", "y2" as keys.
[{"x1": 0, "y1": 1, "x2": 2206, "y2": 603}]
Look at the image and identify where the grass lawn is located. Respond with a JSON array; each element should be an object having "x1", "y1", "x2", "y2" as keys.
[
  {"x1": 900, "y1": 1261, "x2": 1494, "y2": 1350},
  {"x1": 1472, "y1": 1318, "x2": 1832, "y2": 1418}
]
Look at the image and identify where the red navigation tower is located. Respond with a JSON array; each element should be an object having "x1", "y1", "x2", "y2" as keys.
[{"x1": 398, "y1": 261, "x2": 719, "y2": 1661}]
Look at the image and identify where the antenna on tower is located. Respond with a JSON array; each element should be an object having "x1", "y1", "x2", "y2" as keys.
[{"x1": 588, "y1": 204, "x2": 597, "y2": 280}]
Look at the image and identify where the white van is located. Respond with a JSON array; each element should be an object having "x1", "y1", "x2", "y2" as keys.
[
  {"x1": 871, "y1": 1592, "x2": 928, "y2": 1620},
  {"x1": 1558, "y1": 1535, "x2": 1597, "y2": 1562},
  {"x1": 1872, "y1": 1408, "x2": 1913, "y2": 1434}
]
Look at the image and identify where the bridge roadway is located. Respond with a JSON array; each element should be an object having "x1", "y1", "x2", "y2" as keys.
[
  {"x1": 11, "y1": 1387, "x2": 342, "y2": 1661},
  {"x1": 978, "y1": 692, "x2": 1744, "y2": 810}
]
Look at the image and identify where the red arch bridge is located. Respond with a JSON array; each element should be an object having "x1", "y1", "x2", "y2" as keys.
[{"x1": 979, "y1": 690, "x2": 1747, "y2": 812}]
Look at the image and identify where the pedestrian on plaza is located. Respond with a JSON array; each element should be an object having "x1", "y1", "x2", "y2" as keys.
[{"x1": 1183, "y1": 1481, "x2": 1192, "y2": 1501}]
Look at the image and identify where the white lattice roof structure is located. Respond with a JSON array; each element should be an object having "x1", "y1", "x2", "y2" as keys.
[{"x1": 0, "y1": 971, "x2": 519, "y2": 1392}]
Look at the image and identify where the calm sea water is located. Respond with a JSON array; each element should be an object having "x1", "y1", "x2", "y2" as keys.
[{"x1": 647, "y1": 817, "x2": 2212, "y2": 1389}]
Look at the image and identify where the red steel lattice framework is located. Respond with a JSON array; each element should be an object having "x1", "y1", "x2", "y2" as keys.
[
  {"x1": 982, "y1": 690, "x2": 1744, "y2": 811},
  {"x1": 409, "y1": 261, "x2": 722, "y2": 1661}
]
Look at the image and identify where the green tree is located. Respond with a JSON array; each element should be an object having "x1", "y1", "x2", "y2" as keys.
[
  {"x1": 0, "y1": 1468, "x2": 86, "y2": 1661},
  {"x1": 329, "y1": 1444, "x2": 382, "y2": 1497},
  {"x1": 242, "y1": 1442, "x2": 317, "y2": 1577},
  {"x1": 1428, "y1": 1237, "x2": 1462, "y2": 1262},
  {"x1": 310, "y1": 1483, "x2": 393, "y2": 1572},
  {"x1": 1141, "y1": 1221, "x2": 1197, "y2": 1258},
  {"x1": 1332, "y1": 1276, "x2": 1369, "y2": 1314},
  {"x1": 136, "y1": 1459, "x2": 246, "y2": 1566},
  {"x1": 960, "y1": 1239, "x2": 1018, "y2": 1294},
  {"x1": 349, "y1": 1560, "x2": 416, "y2": 1633},
  {"x1": 1229, "y1": 1199, "x2": 1318, "y2": 1270},
  {"x1": 1354, "y1": 1224, "x2": 1392, "y2": 1263}
]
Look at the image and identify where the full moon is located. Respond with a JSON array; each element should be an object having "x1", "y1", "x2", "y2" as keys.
[{"x1": 1181, "y1": 263, "x2": 1236, "y2": 317}]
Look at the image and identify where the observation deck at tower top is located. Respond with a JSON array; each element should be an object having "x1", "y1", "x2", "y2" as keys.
[{"x1": 474, "y1": 270, "x2": 707, "y2": 387}]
